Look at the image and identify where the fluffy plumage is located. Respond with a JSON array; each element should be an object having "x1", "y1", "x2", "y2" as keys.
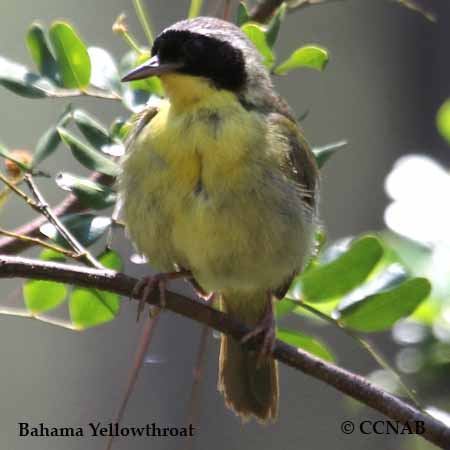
[{"x1": 119, "y1": 17, "x2": 319, "y2": 422}]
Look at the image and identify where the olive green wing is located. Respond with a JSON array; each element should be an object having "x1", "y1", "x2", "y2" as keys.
[
  {"x1": 270, "y1": 112, "x2": 320, "y2": 212},
  {"x1": 268, "y1": 111, "x2": 320, "y2": 299},
  {"x1": 124, "y1": 106, "x2": 159, "y2": 151}
]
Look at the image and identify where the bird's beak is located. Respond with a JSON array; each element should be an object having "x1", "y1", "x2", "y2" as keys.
[{"x1": 121, "y1": 55, "x2": 183, "y2": 82}]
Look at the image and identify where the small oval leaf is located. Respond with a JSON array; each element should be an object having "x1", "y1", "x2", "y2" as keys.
[
  {"x1": 266, "y1": 4, "x2": 286, "y2": 48},
  {"x1": 40, "y1": 213, "x2": 112, "y2": 248},
  {"x1": 337, "y1": 278, "x2": 431, "y2": 332},
  {"x1": 73, "y1": 110, "x2": 124, "y2": 157},
  {"x1": 58, "y1": 128, "x2": 120, "y2": 176},
  {"x1": 236, "y1": 2, "x2": 250, "y2": 26},
  {"x1": 32, "y1": 106, "x2": 72, "y2": 167},
  {"x1": 0, "y1": 56, "x2": 59, "y2": 98},
  {"x1": 274, "y1": 45, "x2": 329, "y2": 75},
  {"x1": 275, "y1": 298, "x2": 298, "y2": 319},
  {"x1": 23, "y1": 280, "x2": 67, "y2": 314},
  {"x1": 277, "y1": 328, "x2": 335, "y2": 362},
  {"x1": 55, "y1": 172, "x2": 116, "y2": 209},
  {"x1": 26, "y1": 22, "x2": 60, "y2": 83},
  {"x1": 241, "y1": 23, "x2": 275, "y2": 68},
  {"x1": 49, "y1": 21, "x2": 91, "y2": 89},
  {"x1": 69, "y1": 287, "x2": 119, "y2": 329},
  {"x1": 301, "y1": 236, "x2": 384, "y2": 303},
  {"x1": 98, "y1": 249, "x2": 123, "y2": 271},
  {"x1": 88, "y1": 47, "x2": 120, "y2": 94},
  {"x1": 437, "y1": 99, "x2": 450, "y2": 145}
]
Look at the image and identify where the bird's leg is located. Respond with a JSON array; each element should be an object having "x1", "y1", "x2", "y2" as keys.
[
  {"x1": 132, "y1": 270, "x2": 191, "y2": 321},
  {"x1": 241, "y1": 291, "x2": 276, "y2": 364}
]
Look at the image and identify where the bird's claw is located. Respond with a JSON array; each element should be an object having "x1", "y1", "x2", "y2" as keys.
[{"x1": 132, "y1": 270, "x2": 190, "y2": 321}]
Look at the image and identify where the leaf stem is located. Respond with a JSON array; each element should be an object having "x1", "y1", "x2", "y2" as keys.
[
  {"x1": 0, "y1": 228, "x2": 78, "y2": 259},
  {"x1": 133, "y1": 0, "x2": 155, "y2": 45},
  {"x1": 188, "y1": 0, "x2": 204, "y2": 18}
]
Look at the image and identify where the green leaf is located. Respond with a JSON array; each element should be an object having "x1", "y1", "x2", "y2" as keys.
[
  {"x1": 57, "y1": 128, "x2": 120, "y2": 176},
  {"x1": 39, "y1": 248, "x2": 66, "y2": 262},
  {"x1": 277, "y1": 328, "x2": 335, "y2": 362},
  {"x1": 32, "y1": 128, "x2": 61, "y2": 167},
  {"x1": 55, "y1": 173, "x2": 116, "y2": 209},
  {"x1": 23, "y1": 247, "x2": 68, "y2": 314},
  {"x1": 337, "y1": 263, "x2": 408, "y2": 312},
  {"x1": 0, "y1": 56, "x2": 60, "y2": 98},
  {"x1": 87, "y1": 47, "x2": 120, "y2": 94},
  {"x1": 236, "y1": 2, "x2": 250, "y2": 26},
  {"x1": 337, "y1": 278, "x2": 431, "y2": 332},
  {"x1": 23, "y1": 280, "x2": 67, "y2": 314},
  {"x1": 313, "y1": 140, "x2": 347, "y2": 168},
  {"x1": 110, "y1": 118, "x2": 129, "y2": 141},
  {"x1": 26, "y1": 22, "x2": 60, "y2": 83},
  {"x1": 274, "y1": 45, "x2": 329, "y2": 75},
  {"x1": 266, "y1": 4, "x2": 287, "y2": 48},
  {"x1": 241, "y1": 23, "x2": 275, "y2": 68},
  {"x1": 98, "y1": 249, "x2": 123, "y2": 271},
  {"x1": 188, "y1": 0, "x2": 204, "y2": 18},
  {"x1": 73, "y1": 110, "x2": 124, "y2": 157},
  {"x1": 437, "y1": 99, "x2": 450, "y2": 145},
  {"x1": 301, "y1": 236, "x2": 384, "y2": 303},
  {"x1": 91, "y1": 250, "x2": 123, "y2": 320},
  {"x1": 69, "y1": 287, "x2": 119, "y2": 329},
  {"x1": 49, "y1": 21, "x2": 91, "y2": 89},
  {"x1": 32, "y1": 106, "x2": 72, "y2": 167},
  {"x1": 275, "y1": 298, "x2": 298, "y2": 319},
  {"x1": 40, "y1": 213, "x2": 112, "y2": 248}
]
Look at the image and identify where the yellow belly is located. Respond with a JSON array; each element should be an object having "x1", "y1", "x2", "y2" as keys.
[{"x1": 120, "y1": 97, "x2": 311, "y2": 293}]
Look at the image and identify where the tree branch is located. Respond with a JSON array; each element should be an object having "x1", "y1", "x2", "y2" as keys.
[
  {"x1": 249, "y1": 0, "x2": 435, "y2": 23},
  {"x1": 1, "y1": 255, "x2": 449, "y2": 448},
  {"x1": 250, "y1": 0, "x2": 284, "y2": 22}
]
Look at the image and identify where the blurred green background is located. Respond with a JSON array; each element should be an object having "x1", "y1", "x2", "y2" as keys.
[{"x1": 0, "y1": 1, "x2": 449, "y2": 449}]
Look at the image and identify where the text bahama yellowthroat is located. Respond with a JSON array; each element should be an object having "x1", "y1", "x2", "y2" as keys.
[{"x1": 119, "y1": 17, "x2": 319, "y2": 423}]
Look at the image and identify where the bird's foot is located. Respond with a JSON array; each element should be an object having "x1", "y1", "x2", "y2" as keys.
[
  {"x1": 241, "y1": 291, "x2": 276, "y2": 365},
  {"x1": 132, "y1": 270, "x2": 191, "y2": 321}
]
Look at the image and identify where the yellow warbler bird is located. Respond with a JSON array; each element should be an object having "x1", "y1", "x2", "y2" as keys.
[{"x1": 119, "y1": 17, "x2": 319, "y2": 422}]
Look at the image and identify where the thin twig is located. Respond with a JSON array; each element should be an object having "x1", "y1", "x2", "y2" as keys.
[
  {"x1": 0, "y1": 228, "x2": 78, "y2": 259},
  {"x1": 223, "y1": 0, "x2": 234, "y2": 20},
  {"x1": 249, "y1": 0, "x2": 435, "y2": 23},
  {"x1": 184, "y1": 324, "x2": 211, "y2": 450},
  {"x1": 23, "y1": 175, "x2": 103, "y2": 269},
  {"x1": 105, "y1": 314, "x2": 161, "y2": 450},
  {"x1": 0, "y1": 172, "x2": 38, "y2": 208},
  {"x1": 0, "y1": 173, "x2": 113, "y2": 255},
  {"x1": 1, "y1": 255, "x2": 449, "y2": 449},
  {"x1": 113, "y1": 13, "x2": 144, "y2": 54}
]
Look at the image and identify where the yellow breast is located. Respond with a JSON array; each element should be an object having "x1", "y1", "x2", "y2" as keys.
[{"x1": 121, "y1": 74, "x2": 309, "y2": 292}]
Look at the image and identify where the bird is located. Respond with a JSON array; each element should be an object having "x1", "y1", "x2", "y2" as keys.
[{"x1": 119, "y1": 16, "x2": 319, "y2": 423}]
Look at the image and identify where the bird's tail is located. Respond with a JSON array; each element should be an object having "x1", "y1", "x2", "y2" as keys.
[{"x1": 218, "y1": 290, "x2": 278, "y2": 423}]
